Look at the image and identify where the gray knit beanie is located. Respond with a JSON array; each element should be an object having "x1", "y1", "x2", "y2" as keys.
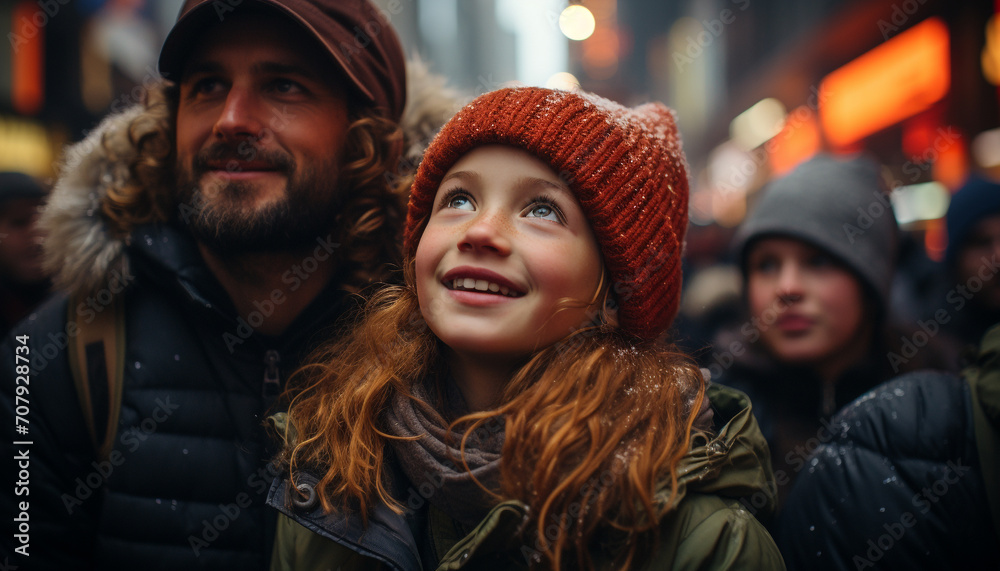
[{"x1": 732, "y1": 154, "x2": 898, "y2": 314}]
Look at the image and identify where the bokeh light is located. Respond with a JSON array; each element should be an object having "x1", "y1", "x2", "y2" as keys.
[
  {"x1": 545, "y1": 72, "x2": 581, "y2": 91},
  {"x1": 560, "y1": 5, "x2": 596, "y2": 41},
  {"x1": 730, "y1": 98, "x2": 787, "y2": 151},
  {"x1": 891, "y1": 182, "x2": 951, "y2": 225}
]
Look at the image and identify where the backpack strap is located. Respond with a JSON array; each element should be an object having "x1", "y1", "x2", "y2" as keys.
[{"x1": 67, "y1": 292, "x2": 126, "y2": 461}]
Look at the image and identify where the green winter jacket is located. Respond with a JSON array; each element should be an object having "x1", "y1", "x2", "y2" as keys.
[
  {"x1": 964, "y1": 323, "x2": 1000, "y2": 543},
  {"x1": 267, "y1": 383, "x2": 786, "y2": 570}
]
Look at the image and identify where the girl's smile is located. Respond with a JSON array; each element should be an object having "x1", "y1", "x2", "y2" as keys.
[{"x1": 442, "y1": 265, "x2": 525, "y2": 299}]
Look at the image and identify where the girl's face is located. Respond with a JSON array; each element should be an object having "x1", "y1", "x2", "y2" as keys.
[
  {"x1": 746, "y1": 237, "x2": 869, "y2": 369},
  {"x1": 415, "y1": 145, "x2": 603, "y2": 364}
]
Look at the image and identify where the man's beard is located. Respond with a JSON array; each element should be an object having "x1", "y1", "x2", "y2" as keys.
[{"x1": 176, "y1": 144, "x2": 342, "y2": 256}]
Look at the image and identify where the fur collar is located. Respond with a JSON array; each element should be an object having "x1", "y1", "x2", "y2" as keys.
[{"x1": 40, "y1": 58, "x2": 466, "y2": 297}]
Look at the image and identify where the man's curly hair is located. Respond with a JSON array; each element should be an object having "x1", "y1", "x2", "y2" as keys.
[{"x1": 101, "y1": 79, "x2": 409, "y2": 289}]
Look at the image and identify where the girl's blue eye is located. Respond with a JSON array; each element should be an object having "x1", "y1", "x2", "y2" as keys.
[
  {"x1": 446, "y1": 194, "x2": 474, "y2": 211},
  {"x1": 525, "y1": 201, "x2": 561, "y2": 222}
]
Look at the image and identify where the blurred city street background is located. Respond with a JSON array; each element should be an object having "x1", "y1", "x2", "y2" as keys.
[{"x1": 1, "y1": 0, "x2": 997, "y2": 263}]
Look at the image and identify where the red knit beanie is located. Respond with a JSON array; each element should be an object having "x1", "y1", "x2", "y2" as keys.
[{"x1": 404, "y1": 87, "x2": 690, "y2": 340}]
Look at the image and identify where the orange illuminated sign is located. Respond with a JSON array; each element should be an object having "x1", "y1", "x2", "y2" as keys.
[
  {"x1": 767, "y1": 106, "x2": 821, "y2": 176},
  {"x1": 11, "y1": 0, "x2": 45, "y2": 116},
  {"x1": 819, "y1": 18, "x2": 950, "y2": 148}
]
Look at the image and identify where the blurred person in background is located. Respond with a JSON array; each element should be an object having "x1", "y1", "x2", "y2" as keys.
[
  {"x1": 0, "y1": 0, "x2": 459, "y2": 569},
  {"x1": 0, "y1": 171, "x2": 51, "y2": 335},
  {"x1": 713, "y1": 154, "x2": 949, "y2": 511},
  {"x1": 934, "y1": 174, "x2": 1000, "y2": 366}
]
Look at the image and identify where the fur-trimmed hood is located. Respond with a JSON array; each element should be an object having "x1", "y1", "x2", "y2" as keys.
[{"x1": 40, "y1": 58, "x2": 466, "y2": 298}]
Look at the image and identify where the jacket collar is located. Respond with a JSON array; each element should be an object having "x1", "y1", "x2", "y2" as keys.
[
  {"x1": 670, "y1": 383, "x2": 777, "y2": 518},
  {"x1": 127, "y1": 222, "x2": 227, "y2": 307},
  {"x1": 267, "y1": 466, "x2": 423, "y2": 571}
]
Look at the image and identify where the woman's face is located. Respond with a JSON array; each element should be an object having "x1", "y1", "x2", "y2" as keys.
[{"x1": 746, "y1": 237, "x2": 869, "y2": 369}]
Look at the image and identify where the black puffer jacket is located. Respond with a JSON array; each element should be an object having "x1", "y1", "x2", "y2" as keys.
[
  {"x1": 1, "y1": 220, "x2": 357, "y2": 570},
  {"x1": 775, "y1": 370, "x2": 998, "y2": 570}
]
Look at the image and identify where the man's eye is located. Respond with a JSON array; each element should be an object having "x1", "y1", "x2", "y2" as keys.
[
  {"x1": 191, "y1": 77, "x2": 224, "y2": 95},
  {"x1": 271, "y1": 79, "x2": 303, "y2": 94}
]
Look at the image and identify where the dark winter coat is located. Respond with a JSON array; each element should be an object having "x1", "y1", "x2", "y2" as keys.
[
  {"x1": 774, "y1": 367, "x2": 999, "y2": 570},
  {"x1": 1, "y1": 222, "x2": 355, "y2": 570}
]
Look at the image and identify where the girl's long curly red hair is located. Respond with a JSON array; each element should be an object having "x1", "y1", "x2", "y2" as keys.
[{"x1": 282, "y1": 253, "x2": 705, "y2": 569}]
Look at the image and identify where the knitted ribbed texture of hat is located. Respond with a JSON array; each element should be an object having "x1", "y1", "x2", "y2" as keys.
[{"x1": 405, "y1": 87, "x2": 690, "y2": 340}]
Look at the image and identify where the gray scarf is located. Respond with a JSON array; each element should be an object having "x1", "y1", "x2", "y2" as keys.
[{"x1": 385, "y1": 378, "x2": 505, "y2": 527}]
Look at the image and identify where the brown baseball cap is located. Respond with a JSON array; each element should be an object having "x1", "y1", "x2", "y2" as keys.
[{"x1": 157, "y1": 0, "x2": 407, "y2": 121}]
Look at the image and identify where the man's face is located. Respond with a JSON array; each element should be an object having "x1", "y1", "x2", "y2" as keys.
[{"x1": 174, "y1": 12, "x2": 352, "y2": 254}]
